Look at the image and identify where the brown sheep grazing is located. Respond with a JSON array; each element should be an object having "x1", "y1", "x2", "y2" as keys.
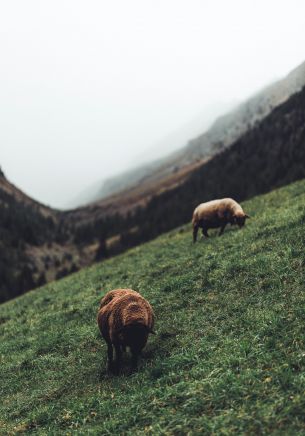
[
  {"x1": 192, "y1": 198, "x2": 250, "y2": 242},
  {"x1": 97, "y1": 289, "x2": 155, "y2": 374}
]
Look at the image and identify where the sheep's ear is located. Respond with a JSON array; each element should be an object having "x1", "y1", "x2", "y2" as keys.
[{"x1": 245, "y1": 214, "x2": 250, "y2": 219}]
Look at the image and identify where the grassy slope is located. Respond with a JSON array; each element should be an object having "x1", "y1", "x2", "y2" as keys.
[{"x1": 1, "y1": 180, "x2": 305, "y2": 435}]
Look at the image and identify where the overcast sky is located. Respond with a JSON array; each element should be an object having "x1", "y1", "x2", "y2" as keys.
[{"x1": 1, "y1": 0, "x2": 305, "y2": 208}]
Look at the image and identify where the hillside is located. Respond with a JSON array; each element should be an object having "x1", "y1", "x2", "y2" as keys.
[
  {"x1": 0, "y1": 171, "x2": 58, "y2": 301},
  {"x1": 83, "y1": 59, "x2": 305, "y2": 204},
  {"x1": 0, "y1": 172, "x2": 94, "y2": 303},
  {"x1": 1, "y1": 179, "x2": 305, "y2": 434}
]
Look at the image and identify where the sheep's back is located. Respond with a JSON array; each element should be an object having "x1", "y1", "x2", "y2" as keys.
[
  {"x1": 108, "y1": 294, "x2": 154, "y2": 342},
  {"x1": 99, "y1": 288, "x2": 140, "y2": 309},
  {"x1": 98, "y1": 289, "x2": 136, "y2": 337},
  {"x1": 98, "y1": 289, "x2": 154, "y2": 343},
  {"x1": 194, "y1": 198, "x2": 240, "y2": 221}
]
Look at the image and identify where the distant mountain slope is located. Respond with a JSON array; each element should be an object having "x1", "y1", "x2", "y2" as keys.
[
  {"x1": 1, "y1": 179, "x2": 305, "y2": 434},
  {"x1": 65, "y1": 83, "x2": 305, "y2": 255},
  {"x1": 70, "y1": 101, "x2": 236, "y2": 208},
  {"x1": 0, "y1": 172, "x2": 88, "y2": 302},
  {"x1": 0, "y1": 171, "x2": 57, "y2": 301},
  {"x1": 88, "y1": 60, "x2": 305, "y2": 204},
  {"x1": 181, "y1": 59, "x2": 305, "y2": 163},
  {"x1": 119, "y1": 82, "x2": 305, "y2": 243},
  {"x1": 134, "y1": 101, "x2": 237, "y2": 165},
  {"x1": 0, "y1": 170, "x2": 53, "y2": 217},
  {"x1": 0, "y1": 168, "x2": 110, "y2": 302}
]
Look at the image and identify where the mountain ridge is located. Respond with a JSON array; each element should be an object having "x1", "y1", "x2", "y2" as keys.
[{"x1": 85, "y1": 59, "x2": 305, "y2": 205}]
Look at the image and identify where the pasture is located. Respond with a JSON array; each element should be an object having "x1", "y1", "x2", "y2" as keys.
[{"x1": 1, "y1": 179, "x2": 305, "y2": 434}]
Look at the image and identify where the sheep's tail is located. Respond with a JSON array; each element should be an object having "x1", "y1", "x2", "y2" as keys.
[
  {"x1": 192, "y1": 209, "x2": 198, "y2": 227},
  {"x1": 192, "y1": 209, "x2": 199, "y2": 243}
]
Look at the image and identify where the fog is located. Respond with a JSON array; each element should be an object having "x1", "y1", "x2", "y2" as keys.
[{"x1": 1, "y1": 0, "x2": 305, "y2": 208}]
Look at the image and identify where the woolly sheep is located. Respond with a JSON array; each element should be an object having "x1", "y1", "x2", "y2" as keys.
[
  {"x1": 192, "y1": 198, "x2": 250, "y2": 242},
  {"x1": 97, "y1": 288, "x2": 155, "y2": 373}
]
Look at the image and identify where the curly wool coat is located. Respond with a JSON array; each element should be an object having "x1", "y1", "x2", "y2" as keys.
[
  {"x1": 97, "y1": 289, "x2": 154, "y2": 372},
  {"x1": 192, "y1": 198, "x2": 249, "y2": 242}
]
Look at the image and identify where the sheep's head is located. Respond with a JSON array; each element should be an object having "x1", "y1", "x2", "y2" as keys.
[
  {"x1": 233, "y1": 212, "x2": 250, "y2": 228},
  {"x1": 119, "y1": 323, "x2": 154, "y2": 353}
]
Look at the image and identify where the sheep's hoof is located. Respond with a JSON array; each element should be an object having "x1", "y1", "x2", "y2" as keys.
[
  {"x1": 107, "y1": 362, "x2": 116, "y2": 374},
  {"x1": 128, "y1": 366, "x2": 138, "y2": 375},
  {"x1": 110, "y1": 362, "x2": 121, "y2": 375}
]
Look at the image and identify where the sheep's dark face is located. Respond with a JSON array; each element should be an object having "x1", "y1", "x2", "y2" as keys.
[
  {"x1": 236, "y1": 215, "x2": 246, "y2": 228},
  {"x1": 233, "y1": 212, "x2": 250, "y2": 228},
  {"x1": 122, "y1": 324, "x2": 149, "y2": 353}
]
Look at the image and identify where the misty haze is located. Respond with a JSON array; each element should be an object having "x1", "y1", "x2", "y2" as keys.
[{"x1": 1, "y1": 1, "x2": 305, "y2": 208}]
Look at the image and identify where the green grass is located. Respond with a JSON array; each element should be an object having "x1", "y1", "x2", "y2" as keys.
[{"x1": 1, "y1": 179, "x2": 305, "y2": 435}]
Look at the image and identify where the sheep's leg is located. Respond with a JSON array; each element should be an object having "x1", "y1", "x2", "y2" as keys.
[
  {"x1": 107, "y1": 343, "x2": 114, "y2": 371},
  {"x1": 131, "y1": 351, "x2": 139, "y2": 372},
  {"x1": 193, "y1": 225, "x2": 199, "y2": 243},
  {"x1": 202, "y1": 228, "x2": 209, "y2": 238},
  {"x1": 113, "y1": 344, "x2": 122, "y2": 374},
  {"x1": 219, "y1": 223, "x2": 226, "y2": 236}
]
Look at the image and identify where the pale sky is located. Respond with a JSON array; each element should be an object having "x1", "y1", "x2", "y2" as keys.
[{"x1": 1, "y1": 0, "x2": 305, "y2": 208}]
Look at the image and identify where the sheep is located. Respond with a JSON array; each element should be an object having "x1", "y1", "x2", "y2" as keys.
[
  {"x1": 97, "y1": 288, "x2": 155, "y2": 373},
  {"x1": 192, "y1": 198, "x2": 250, "y2": 242}
]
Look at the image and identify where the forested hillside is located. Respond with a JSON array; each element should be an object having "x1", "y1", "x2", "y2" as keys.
[
  {"x1": 0, "y1": 172, "x2": 57, "y2": 301},
  {"x1": 69, "y1": 85, "x2": 305, "y2": 256}
]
